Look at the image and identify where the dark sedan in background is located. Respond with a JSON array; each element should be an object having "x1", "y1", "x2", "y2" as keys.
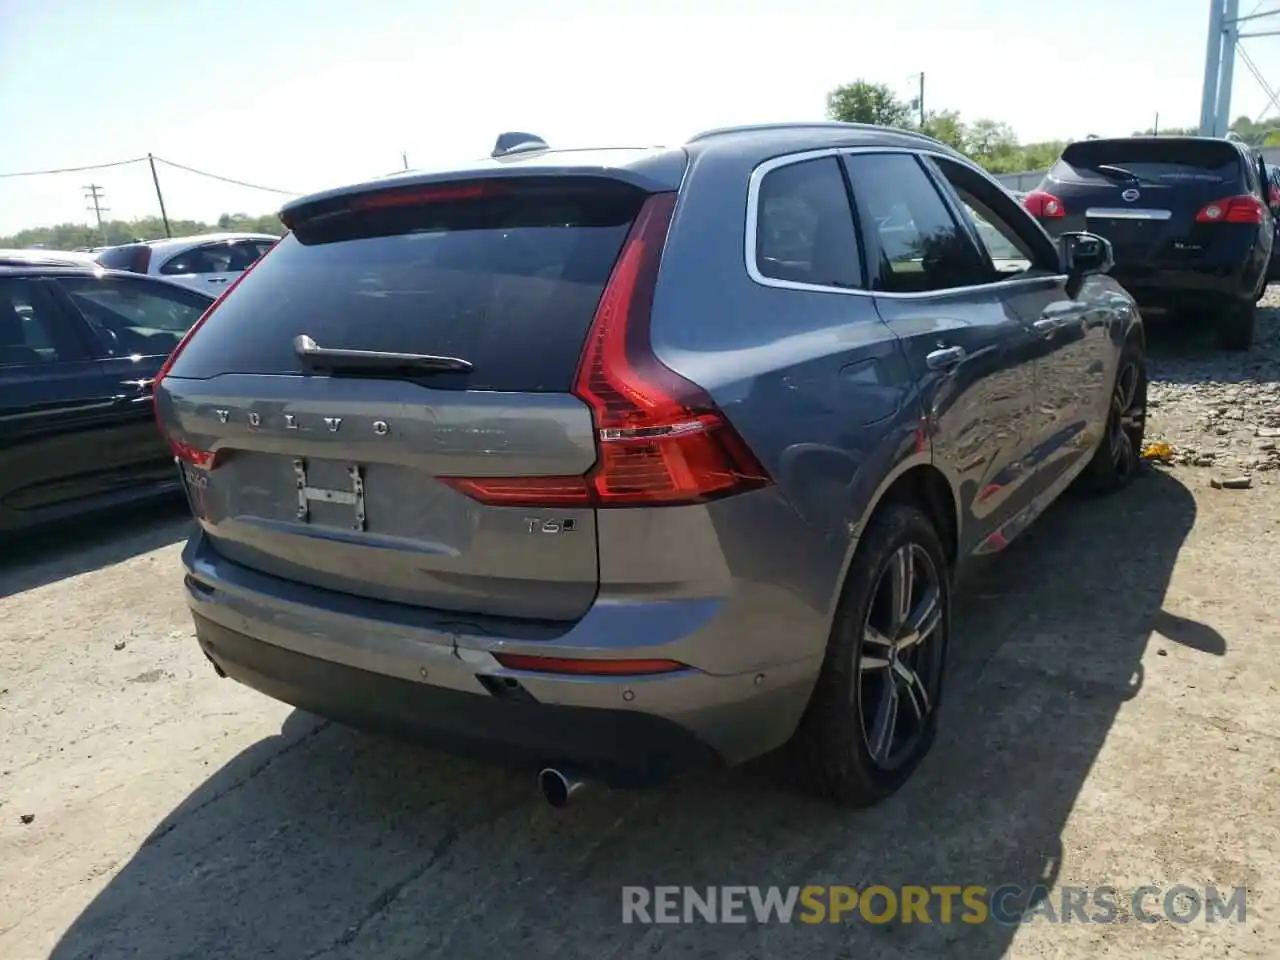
[{"x1": 0, "y1": 263, "x2": 213, "y2": 534}]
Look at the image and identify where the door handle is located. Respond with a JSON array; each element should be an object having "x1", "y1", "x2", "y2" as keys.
[
  {"x1": 925, "y1": 345, "x2": 966, "y2": 370},
  {"x1": 206, "y1": 277, "x2": 229, "y2": 283},
  {"x1": 1032, "y1": 317, "x2": 1058, "y2": 334}
]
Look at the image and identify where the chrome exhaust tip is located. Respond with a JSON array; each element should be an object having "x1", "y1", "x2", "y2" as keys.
[{"x1": 537, "y1": 766, "x2": 589, "y2": 808}]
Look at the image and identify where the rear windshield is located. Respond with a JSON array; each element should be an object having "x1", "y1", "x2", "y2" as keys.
[
  {"x1": 1052, "y1": 140, "x2": 1243, "y2": 186},
  {"x1": 96, "y1": 244, "x2": 149, "y2": 271},
  {"x1": 166, "y1": 179, "x2": 645, "y2": 392}
]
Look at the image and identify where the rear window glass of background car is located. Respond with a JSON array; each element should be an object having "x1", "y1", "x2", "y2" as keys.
[
  {"x1": 1052, "y1": 140, "x2": 1243, "y2": 185},
  {"x1": 166, "y1": 179, "x2": 646, "y2": 392},
  {"x1": 95, "y1": 244, "x2": 150, "y2": 272}
]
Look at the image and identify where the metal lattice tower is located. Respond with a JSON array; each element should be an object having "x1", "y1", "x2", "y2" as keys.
[{"x1": 1201, "y1": 0, "x2": 1280, "y2": 136}]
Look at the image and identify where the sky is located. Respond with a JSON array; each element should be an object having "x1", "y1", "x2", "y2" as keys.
[{"x1": 1, "y1": 0, "x2": 1278, "y2": 237}]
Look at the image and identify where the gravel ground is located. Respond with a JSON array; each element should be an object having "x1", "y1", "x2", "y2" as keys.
[
  {"x1": 1145, "y1": 288, "x2": 1280, "y2": 479},
  {"x1": 2, "y1": 298, "x2": 1279, "y2": 959}
]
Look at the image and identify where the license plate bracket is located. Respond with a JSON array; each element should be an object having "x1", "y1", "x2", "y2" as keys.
[{"x1": 293, "y1": 459, "x2": 366, "y2": 531}]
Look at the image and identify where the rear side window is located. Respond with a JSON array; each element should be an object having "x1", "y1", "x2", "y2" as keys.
[
  {"x1": 754, "y1": 156, "x2": 862, "y2": 288},
  {"x1": 843, "y1": 153, "x2": 989, "y2": 294},
  {"x1": 168, "y1": 180, "x2": 646, "y2": 392},
  {"x1": 1051, "y1": 139, "x2": 1243, "y2": 187}
]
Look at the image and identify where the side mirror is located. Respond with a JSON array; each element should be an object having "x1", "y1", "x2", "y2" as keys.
[{"x1": 1059, "y1": 231, "x2": 1113, "y2": 297}]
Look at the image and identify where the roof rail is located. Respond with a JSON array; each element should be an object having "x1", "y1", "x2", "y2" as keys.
[
  {"x1": 491, "y1": 131, "x2": 550, "y2": 159},
  {"x1": 685, "y1": 121, "x2": 952, "y2": 151}
]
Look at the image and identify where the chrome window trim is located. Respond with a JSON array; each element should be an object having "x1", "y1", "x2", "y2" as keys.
[{"x1": 744, "y1": 145, "x2": 1069, "y2": 300}]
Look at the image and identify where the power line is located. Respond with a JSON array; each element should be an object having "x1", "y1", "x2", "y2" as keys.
[
  {"x1": 151, "y1": 157, "x2": 301, "y2": 196},
  {"x1": 1237, "y1": 43, "x2": 1280, "y2": 121},
  {"x1": 0, "y1": 157, "x2": 147, "y2": 179},
  {"x1": 0, "y1": 155, "x2": 302, "y2": 197}
]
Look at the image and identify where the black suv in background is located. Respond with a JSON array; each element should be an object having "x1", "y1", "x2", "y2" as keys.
[{"x1": 1024, "y1": 136, "x2": 1273, "y2": 350}]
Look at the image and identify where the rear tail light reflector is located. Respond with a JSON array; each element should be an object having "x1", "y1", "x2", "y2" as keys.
[{"x1": 493, "y1": 653, "x2": 689, "y2": 676}]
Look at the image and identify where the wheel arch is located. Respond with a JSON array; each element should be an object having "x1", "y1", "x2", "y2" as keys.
[{"x1": 830, "y1": 456, "x2": 961, "y2": 631}]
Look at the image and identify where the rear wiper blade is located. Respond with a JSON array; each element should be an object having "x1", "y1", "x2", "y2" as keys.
[
  {"x1": 1092, "y1": 164, "x2": 1163, "y2": 186},
  {"x1": 293, "y1": 334, "x2": 473, "y2": 374}
]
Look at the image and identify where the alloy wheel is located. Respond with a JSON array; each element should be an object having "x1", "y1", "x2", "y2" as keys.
[
  {"x1": 857, "y1": 543, "x2": 945, "y2": 770},
  {"x1": 1109, "y1": 358, "x2": 1145, "y2": 483}
]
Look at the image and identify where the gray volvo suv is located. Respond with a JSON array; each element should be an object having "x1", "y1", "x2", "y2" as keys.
[{"x1": 154, "y1": 123, "x2": 1147, "y2": 808}]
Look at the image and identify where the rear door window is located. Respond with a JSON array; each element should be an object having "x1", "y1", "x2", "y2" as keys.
[
  {"x1": 1051, "y1": 140, "x2": 1243, "y2": 188},
  {"x1": 843, "y1": 152, "x2": 990, "y2": 294},
  {"x1": 753, "y1": 156, "x2": 863, "y2": 289},
  {"x1": 56, "y1": 275, "x2": 211, "y2": 357},
  {"x1": 226, "y1": 240, "x2": 267, "y2": 272},
  {"x1": 160, "y1": 243, "x2": 234, "y2": 276},
  {"x1": 167, "y1": 180, "x2": 646, "y2": 392}
]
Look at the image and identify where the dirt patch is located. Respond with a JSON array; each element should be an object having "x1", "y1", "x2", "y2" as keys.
[{"x1": 1, "y1": 308, "x2": 1278, "y2": 959}]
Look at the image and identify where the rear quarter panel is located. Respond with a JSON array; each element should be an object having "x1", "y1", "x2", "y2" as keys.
[{"x1": 644, "y1": 146, "x2": 929, "y2": 664}]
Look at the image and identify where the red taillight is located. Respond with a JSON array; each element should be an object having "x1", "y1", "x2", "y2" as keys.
[
  {"x1": 1195, "y1": 194, "x2": 1266, "y2": 225},
  {"x1": 493, "y1": 653, "x2": 689, "y2": 676},
  {"x1": 168, "y1": 438, "x2": 217, "y2": 468},
  {"x1": 153, "y1": 238, "x2": 279, "y2": 453},
  {"x1": 1023, "y1": 190, "x2": 1066, "y2": 218},
  {"x1": 437, "y1": 191, "x2": 774, "y2": 509},
  {"x1": 349, "y1": 182, "x2": 506, "y2": 211}
]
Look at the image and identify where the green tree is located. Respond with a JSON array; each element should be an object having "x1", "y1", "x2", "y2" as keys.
[
  {"x1": 0, "y1": 212, "x2": 284, "y2": 250},
  {"x1": 964, "y1": 119, "x2": 1018, "y2": 160},
  {"x1": 825, "y1": 80, "x2": 913, "y2": 127},
  {"x1": 919, "y1": 109, "x2": 967, "y2": 151}
]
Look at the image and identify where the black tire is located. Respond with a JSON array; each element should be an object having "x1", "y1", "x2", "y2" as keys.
[
  {"x1": 1218, "y1": 298, "x2": 1256, "y2": 351},
  {"x1": 1080, "y1": 338, "x2": 1147, "y2": 495},
  {"x1": 787, "y1": 503, "x2": 949, "y2": 806}
]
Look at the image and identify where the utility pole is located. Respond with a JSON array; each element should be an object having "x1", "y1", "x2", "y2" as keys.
[
  {"x1": 916, "y1": 72, "x2": 925, "y2": 127},
  {"x1": 1201, "y1": 0, "x2": 1225, "y2": 135},
  {"x1": 147, "y1": 153, "x2": 172, "y2": 238},
  {"x1": 1154, "y1": 111, "x2": 1160, "y2": 135},
  {"x1": 402, "y1": 151, "x2": 409, "y2": 170},
  {"x1": 1214, "y1": 0, "x2": 1241, "y2": 137},
  {"x1": 83, "y1": 184, "x2": 108, "y2": 244}
]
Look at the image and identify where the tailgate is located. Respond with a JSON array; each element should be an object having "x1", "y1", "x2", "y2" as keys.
[{"x1": 159, "y1": 177, "x2": 653, "y2": 622}]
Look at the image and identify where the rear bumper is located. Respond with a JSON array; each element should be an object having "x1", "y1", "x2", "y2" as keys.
[
  {"x1": 196, "y1": 614, "x2": 725, "y2": 786},
  {"x1": 182, "y1": 532, "x2": 820, "y2": 787},
  {"x1": 1107, "y1": 263, "x2": 1255, "y2": 307}
]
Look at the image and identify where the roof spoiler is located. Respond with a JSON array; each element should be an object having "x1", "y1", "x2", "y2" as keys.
[{"x1": 491, "y1": 132, "x2": 550, "y2": 159}]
